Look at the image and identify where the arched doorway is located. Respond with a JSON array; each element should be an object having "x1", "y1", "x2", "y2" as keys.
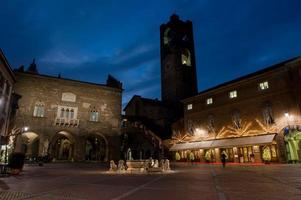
[
  {"x1": 85, "y1": 134, "x2": 107, "y2": 161},
  {"x1": 284, "y1": 126, "x2": 301, "y2": 163},
  {"x1": 20, "y1": 132, "x2": 39, "y2": 159},
  {"x1": 50, "y1": 131, "x2": 75, "y2": 161}
]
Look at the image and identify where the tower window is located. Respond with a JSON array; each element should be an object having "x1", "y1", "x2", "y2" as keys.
[
  {"x1": 187, "y1": 104, "x2": 193, "y2": 110},
  {"x1": 206, "y1": 98, "x2": 213, "y2": 105},
  {"x1": 229, "y1": 90, "x2": 237, "y2": 99},
  {"x1": 259, "y1": 81, "x2": 269, "y2": 90},
  {"x1": 163, "y1": 28, "x2": 171, "y2": 45},
  {"x1": 181, "y1": 49, "x2": 191, "y2": 66}
]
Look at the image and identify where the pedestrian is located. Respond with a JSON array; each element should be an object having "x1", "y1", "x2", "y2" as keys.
[
  {"x1": 189, "y1": 152, "x2": 195, "y2": 165},
  {"x1": 221, "y1": 151, "x2": 227, "y2": 168}
]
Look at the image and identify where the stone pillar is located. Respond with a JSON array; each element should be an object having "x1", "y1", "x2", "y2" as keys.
[
  {"x1": 14, "y1": 135, "x2": 23, "y2": 153},
  {"x1": 215, "y1": 148, "x2": 221, "y2": 163},
  {"x1": 275, "y1": 133, "x2": 287, "y2": 163},
  {"x1": 233, "y1": 147, "x2": 239, "y2": 163},
  {"x1": 75, "y1": 136, "x2": 85, "y2": 161},
  {"x1": 253, "y1": 145, "x2": 262, "y2": 163}
]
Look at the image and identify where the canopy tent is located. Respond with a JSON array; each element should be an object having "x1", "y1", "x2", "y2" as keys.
[{"x1": 170, "y1": 134, "x2": 276, "y2": 151}]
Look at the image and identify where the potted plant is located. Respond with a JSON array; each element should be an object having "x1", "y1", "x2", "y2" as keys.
[{"x1": 8, "y1": 152, "x2": 25, "y2": 175}]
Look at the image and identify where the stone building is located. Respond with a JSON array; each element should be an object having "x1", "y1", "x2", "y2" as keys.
[
  {"x1": 13, "y1": 63, "x2": 122, "y2": 162},
  {"x1": 170, "y1": 57, "x2": 301, "y2": 163},
  {"x1": 0, "y1": 50, "x2": 15, "y2": 162}
]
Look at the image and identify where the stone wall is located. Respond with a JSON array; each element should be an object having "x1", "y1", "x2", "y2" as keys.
[{"x1": 13, "y1": 72, "x2": 122, "y2": 161}]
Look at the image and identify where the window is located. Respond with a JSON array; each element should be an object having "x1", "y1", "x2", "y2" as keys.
[
  {"x1": 163, "y1": 28, "x2": 171, "y2": 45},
  {"x1": 229, "y1": 90, "x2": 237, "y2": 99},
  {"x1": 259, "y1": 81, "x2": 269, "y2": 90},
  {"x1": 5, "y1": 83, "x2": 11, "y2": 95},
  {"x1": 187, "y1": 104, "x2": 193, "y2": 110},
  {"x1": 206, "y1": 98, "x2": 213, "y2": 105},
  {"x1": 89, "y1": 107, "x2": 99, "y2": 122},
  {"x1": 33, "y1": 102, "x2": 45, "y2": 117},
  {"x1": 181, "y1": 49, "x2": 191, "y2": 66},
  {"x1": 57, "y1": 106, "x2": 77, "y2": 119}
]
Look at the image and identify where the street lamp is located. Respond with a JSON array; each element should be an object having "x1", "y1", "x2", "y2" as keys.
[
  {"x1": 23, "y1": 126, "x2": 29, "y2": 132},
  {"x1": 284, "y1": 112, "x2": 290, "y2": 118}
]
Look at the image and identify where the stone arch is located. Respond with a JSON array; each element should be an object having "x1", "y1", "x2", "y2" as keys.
[
  {"x1": 279, "y1": 125, "x2": 301, "y2": 163},
  {"x1": 17, "y1": 131, "x2": 40, "y2": 158},
  {"x1": 163, "y1": 28, "x2": 171, "y2": 45},
  {"x1": 84, "y1": 132, "x2": 108, "y2": 162},
  {"x1": 49, "y1": 130, "x2": 76, "y2": 161},
  {"x1": 181, "y1": 48, "x2": 191, "y2": 66}
]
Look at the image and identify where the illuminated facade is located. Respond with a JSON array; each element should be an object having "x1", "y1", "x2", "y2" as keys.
[
  {"x1": 0, "y1": 50, "x2": 15, "y2": 163},
  {"x1": 12, "y1": 64, "x2": 122, "y2": 162},
  {"x1": 171, "y1": 57, "x2": 301, "y2": 163}
]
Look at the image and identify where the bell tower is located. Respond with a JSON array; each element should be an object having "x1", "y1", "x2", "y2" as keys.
[{"x1": 160, "y1": 14, "x2": 198, "y2": 105}]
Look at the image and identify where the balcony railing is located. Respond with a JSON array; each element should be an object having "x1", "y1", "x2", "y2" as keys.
[{"x1": 54, "y1": 117, "x2": 79, "y2": 127}]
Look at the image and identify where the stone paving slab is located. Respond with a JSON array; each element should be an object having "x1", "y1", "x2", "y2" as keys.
[{"x1": 0, "y1": 163, "x2": 301, "y2": 200}]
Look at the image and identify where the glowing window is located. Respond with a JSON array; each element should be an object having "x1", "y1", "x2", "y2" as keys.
[
  {"x1": 206, "y1": 98, "x2": 213, "y2": 105},
  {"x1": 259, "y1": 81, "x2": 269, "y2": 90},
  {"x1": 229, "y1": 90, "x2": 237, "y2": 99},
  {"x1": 187, "y1": 104, "x2": 193, "y2": 110},
  {"x1": 181, "y1": 49, "x2": 191, "y2": 66}
]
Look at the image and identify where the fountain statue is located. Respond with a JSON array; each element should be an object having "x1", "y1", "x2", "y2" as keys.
[
  {"x1": 117, "y1": 160, "x2": 126, "y2": 171},
  {"x1": 109, "y1": 160, "x2": 117, "y2": 171},
  {"x1": 164, "y1": 159, "x2": 170, "y2": 171},
  {"x1": 154, "y1": 160, "x2": 159, "y2": 168},
  {"x1": 127, "y1": 148, "x2": 133, "y2": 160}
]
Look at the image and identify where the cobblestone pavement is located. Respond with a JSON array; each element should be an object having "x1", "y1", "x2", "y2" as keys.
[{"x1": 0, "y1": 163, "x2": 301, "y2": 200}]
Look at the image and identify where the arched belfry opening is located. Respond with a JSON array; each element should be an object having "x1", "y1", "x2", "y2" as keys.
[{"x1": 181, "y1": 49, "x2": 191, "y2": 66}]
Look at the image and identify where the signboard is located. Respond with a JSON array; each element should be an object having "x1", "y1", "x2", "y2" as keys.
[{"x1": 62, "y1": 92, "x2": 76, "y2": 102}]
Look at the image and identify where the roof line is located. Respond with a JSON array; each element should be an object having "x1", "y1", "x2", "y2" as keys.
[
  {"x1": 0, "y1": 49, "x2": 16, "y2": 82},
  {"x1": 15, "y1": 71, "x2": 122, "y2": 92},
  {"x1": 184, "y1": 56, "x2": 301, "y2": 101}
]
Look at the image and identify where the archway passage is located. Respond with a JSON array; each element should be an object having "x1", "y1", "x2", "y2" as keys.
[
  {"x1": 20, "y1": 132, "x2": 39, "y2": 159},
  {"x1": 50, "y1": 131, "x2": 74, "y2": 161},
  {"x1": 284, "y1": 128, "x2": 301, "y2": 162},
  {"x1": 85, "y1": 135, "x2": 107, "y2": 161}
]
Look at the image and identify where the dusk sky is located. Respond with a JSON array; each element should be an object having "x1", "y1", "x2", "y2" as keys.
[{"x1": 1, "y1": 0, "x2": 301, "y2": 107}]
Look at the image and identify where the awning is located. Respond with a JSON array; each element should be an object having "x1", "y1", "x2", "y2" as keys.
[{"x1": 170, "y1": 134, "x2": 276, "y2": 151}]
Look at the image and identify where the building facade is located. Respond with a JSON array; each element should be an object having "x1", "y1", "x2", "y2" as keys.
[
  {"x1": 13, "y1": 66, "x2": 122, "y2": 162},
  {"x1": 0, "y1": 50, "x2": 15, "y2": 163},
  {"x1": 171, "y1": 58, "x2": 301, "y2": 163}
]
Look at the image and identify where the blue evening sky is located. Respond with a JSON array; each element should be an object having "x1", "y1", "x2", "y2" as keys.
[{"x1": 1, "y1": 0, "x2": 301, "y2": 107}]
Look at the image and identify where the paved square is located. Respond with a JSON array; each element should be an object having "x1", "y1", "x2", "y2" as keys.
[{"x1": 1, "y1": 163, "x2": 301, "y2": 200}]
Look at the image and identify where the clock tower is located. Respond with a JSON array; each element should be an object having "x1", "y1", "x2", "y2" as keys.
[{"x1": 160, "y1": 14, "x2": 198, "y2": 106}]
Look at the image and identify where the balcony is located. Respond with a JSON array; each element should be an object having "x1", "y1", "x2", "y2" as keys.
[{"x1": 54, "y1": 118, "x2": 79, "y2": 127}]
